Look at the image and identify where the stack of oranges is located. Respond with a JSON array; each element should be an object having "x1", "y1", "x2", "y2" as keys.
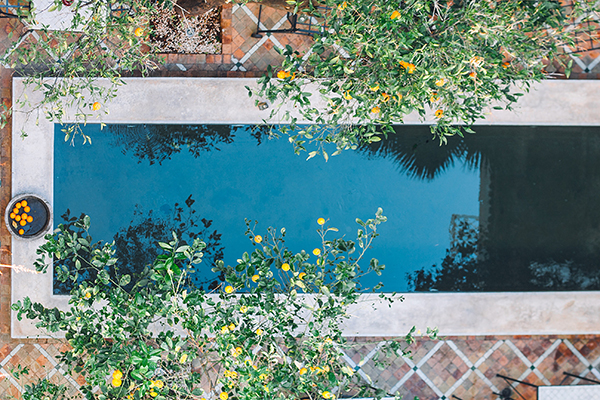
[{"x1": 9, "y1": 200, "x2": 33, "y2": 235}]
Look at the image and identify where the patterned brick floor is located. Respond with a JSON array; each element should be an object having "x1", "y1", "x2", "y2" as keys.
[
  {"x1": 3, "y1": 336, "x2": 600, "y2": 400},
  {"x1": 3, "y1": 3, "x2": 600, "y2": 400}
]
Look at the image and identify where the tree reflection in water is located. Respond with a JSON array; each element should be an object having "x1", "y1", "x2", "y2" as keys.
[
  {"x1": 108, "y1": 124, "x2": 269, "y2": 165},
  {"x1": 362, "y1": 126, "x2": 600, "y2": 292},
  {"x1": 53, "y1": 195, "x2": 224, "y2": 294}
]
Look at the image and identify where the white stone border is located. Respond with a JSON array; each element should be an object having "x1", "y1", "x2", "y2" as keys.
[{"x1": 11, "y1": 77, "x2": 600, "y2": 338}]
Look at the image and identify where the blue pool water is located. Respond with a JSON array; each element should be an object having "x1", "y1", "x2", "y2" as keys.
[
  {"x1": 54, "y1": 124, "x2": 480, "y2": 293},
  {"x1": 54, "y1": 124, "x2": 600, "y2": 293}
]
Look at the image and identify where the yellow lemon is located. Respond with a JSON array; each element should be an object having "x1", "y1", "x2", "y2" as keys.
[
  {"x1": 390, "y1": 10, "x2": 400, "y2": 19},
  {"x1": 254, "y1": 235, "x2": 262, "y2": 243},
  {"x1": 251, "y1": 274, "x2": 259, "y2": 282},
  {"x1": 92, "y1": 102, "x2": 101, "y2": 111},
  {"x1": 224, "y1": 285, "x2": 234, "y2": 294},
  {"x1": 112, "y1": 370, "x2": 123, "y2": 380},
  {"x1": 299, "y1": 367, "x2": 307, "y2": 375},
  {"x1": 435, "y1": 109, "x2": 444, "y2": 118},
  {"x1": 220, "y1": 392, "x2": 229, "y2": 400},
  {"x1": 313, "y1": 248, "x2": 321, "y2": 256},
  {"x1": 84, "y1": 292, "x2": 91, "y2": 299},
  {"x1": 112, "y1": 378, "x2": 122, "y2": 387},
  {"x1": 317, "y1": 217, "x2": 325, "y2": 225},
  {"x1": 299, "y1": 272, "x2": 306, "y2": 280},
  {"x1": 371, "y1": 106, "x2": 380, "y2": 114},
  {"x1": 180, "y1": 354, "x2": 188, "y2": 364},
  {"x1": 255, "y1": 328, "x2": 263, "y2": 335},
  {"x1": 277, "y1": 70, "x2": 291, "y2": 79},
  {"x1": 369, "y1": 83, "x2": 379, "y2": 91},
  {"x1": 343, "y1": 91, "x2": 352, "y2": 100},
  {"x1": 229, "y1": 323, "x2": 235, "y2": 330},
  {"x1": 134, "y1": 27, "x2": 144, "y2": 37},
  {"x1": 322, "y1": 391, "x2": 334, "y2": 399},
  {"x1": 240, "y1": 305, "x2": 248, "y2": 313},
  {"x1": 154, "y1": 380, "x2": 164, "y2": 389},
  {"x1": 282, "y1": 263, "x2": 290, "y2": 271},
  {"x1": 221, "y1": 326, "x2": 229, "y2": 334},
  {"x1": 150, "y1": 391, "x2": 158, "y2": 397},
  {"x1": 337, "y1": 1, "x2": 347, "y2": 10},
  {"x1": 435, "y1": 78, "x2": 445, "y2": 87}
]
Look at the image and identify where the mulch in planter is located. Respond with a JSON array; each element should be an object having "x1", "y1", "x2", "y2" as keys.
[{"x1": 150, "y1": 6, "x2": 221, "y2": 54}]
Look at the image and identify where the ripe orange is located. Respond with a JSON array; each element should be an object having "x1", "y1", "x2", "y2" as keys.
[
  {"x1": 24, "y1": 206, "x2": 30, "y2": 212},
  {"x1": 15, "y1": 203, "x2": 21, "y2": 209},
  {"x1": 18, "y1": 229, "x2": 24, "y2": 235},
  {"x1": 20, "y1": 219, "x2": 26, "y2": 226},
  {"x1": 21, "y1": 200, "x2": 27, "y2": 206},
  {"x1": 134, "y1": 27, "x2": 144, "y2": 37},
  {"x1": 27, "y1": 216, "x2": 33, "y2": 223},
  {"x1": 15, "y1": 215, "x2": 21, "y2": 222},
  {"x1": 21, "y1": 213, "x2": 27, "y2": 219},
  {"x1": 9, "y1": 213, "x2": 15, "y2": 219},
  {"x1": 92, "y1": 102, "x2": 101, "y2": 111},
  {"x1": 12, "y1": 208, "x2": 18, "y2": 214}
]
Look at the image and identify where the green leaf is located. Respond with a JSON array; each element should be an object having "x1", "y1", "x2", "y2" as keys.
[{"x1": 119, "y1": 275, "x2": 131, "y2": 286}]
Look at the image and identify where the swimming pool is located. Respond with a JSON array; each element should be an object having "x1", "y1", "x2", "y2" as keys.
[
  {"x1": 12, "y1": 77, "x2": 600, "y2": 338},
  {"x1": 54, "y1": 123, "x2": 600, "y2": 294}
]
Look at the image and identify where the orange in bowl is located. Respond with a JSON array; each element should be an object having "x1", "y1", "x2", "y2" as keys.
[
  {"x1": 15, "y1": 215, "x2": 21, "y2": 222},
  {"x1": 21, "y1": 213, "x2": 27, "y2": 220},
  {"x1": 12, "y1": 208, "x2": 18, "y2": 214},
  {"x1": 24, "y1": 206, "x2": 30, "y2": 212},
  {"x1": 19, "y1": 219, "x2": 26, "y2": 226},
  {"x1": 21, "y1": 200, "x2": 27, "y2": 207},
  {"x1": 15, "y1": 203, "x2": 21, "y2": 209},
  {"x1": 18, "y1": 228, "x2": 24, "y2": 235},
  {"x1": 9, "y1": 213, "x2": 15, "y2": 219},
  {"x1": 27, "y1": 216, "x2": 33, "y2": 223}
]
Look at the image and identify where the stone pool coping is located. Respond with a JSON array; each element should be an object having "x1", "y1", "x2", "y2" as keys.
[{"x1": 11, "y1": 77, "x2": 600, "y2": 338}]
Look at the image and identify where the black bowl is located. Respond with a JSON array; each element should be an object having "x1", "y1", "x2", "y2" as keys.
[{"x1": 5, "y1": 195, "x2": 51, "y2": 239}]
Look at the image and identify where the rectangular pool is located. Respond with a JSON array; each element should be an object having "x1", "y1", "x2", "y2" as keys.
[{"x1": 53, "y1": 124, "x2": 600, "y2": 294}]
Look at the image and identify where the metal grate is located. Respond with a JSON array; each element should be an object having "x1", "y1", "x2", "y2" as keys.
[{"x1": 251, "y1": 5, "x2": 330, "y2": 38}]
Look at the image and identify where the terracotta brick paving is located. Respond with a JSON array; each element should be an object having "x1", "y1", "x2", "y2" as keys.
[{"x1": 2, "y1": 4, "x2": 600, "y2": 400}]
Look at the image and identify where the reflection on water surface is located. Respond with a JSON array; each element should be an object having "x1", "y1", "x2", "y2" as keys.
[{"x1": 54, "y1": 125, "x2": 600, "y2": 293}]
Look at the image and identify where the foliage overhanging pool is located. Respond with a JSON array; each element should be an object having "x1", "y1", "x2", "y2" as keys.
[{"x1": 53, "y1": 124, "x2": 600, "y2": 294}]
